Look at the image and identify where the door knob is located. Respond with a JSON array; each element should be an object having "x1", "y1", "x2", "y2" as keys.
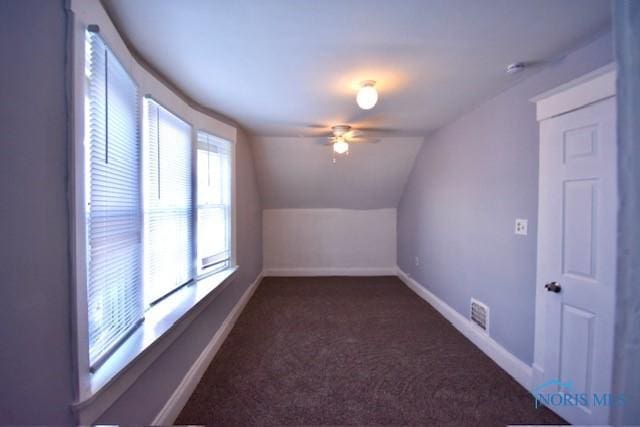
[{"x1": 545, "y1": 281, "x2": 562, "y2": 293}]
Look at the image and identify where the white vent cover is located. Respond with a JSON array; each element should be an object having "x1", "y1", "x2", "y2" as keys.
[{"x1": 470, "y1": 298, "x2": 489, "y2": 333}]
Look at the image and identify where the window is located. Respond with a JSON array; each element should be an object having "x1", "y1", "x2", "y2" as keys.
[
  {"x1": 78, "y1": 28, "x2": 235, "y2": 397},
  {"x1": 197, "y1": 132, "x2": 232, "y2": 273},
  {"x1": 143, "y1": 98, "x2": 194, "y2": 306},
  {"x1": 85, "y1": 31, "x2": 142, "y2": 370}
]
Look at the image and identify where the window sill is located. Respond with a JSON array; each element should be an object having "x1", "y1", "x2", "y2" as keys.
[{"x1": 72, "y1": 266, "x2": 238, "y2": 423}]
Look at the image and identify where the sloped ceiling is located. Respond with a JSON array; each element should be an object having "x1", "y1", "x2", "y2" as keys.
[
  {"x1": 253, "y1": 137, "x2": 424, "y2": 209},
  {"x1": 104, "y1": 0, "x2": 610, "y2": 137},
  {"x1": 103, "y1": 0, "x2": 611, "y2": 209}
]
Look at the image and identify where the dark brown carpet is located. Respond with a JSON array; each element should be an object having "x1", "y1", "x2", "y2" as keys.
[{"x1": 176, "y1": 276, "x2": 565, "y2": 426}]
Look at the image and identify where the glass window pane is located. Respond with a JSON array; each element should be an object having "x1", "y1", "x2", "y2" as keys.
[{"x1": 197, "y1": 132, "x2": 231, "y2": 271}]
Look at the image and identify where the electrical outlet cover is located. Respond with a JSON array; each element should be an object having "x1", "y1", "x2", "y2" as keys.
[{"x1": 515, "y1": 218, "x2": 528, "y2": 235}]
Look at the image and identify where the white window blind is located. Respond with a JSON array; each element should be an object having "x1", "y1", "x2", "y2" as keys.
[
  {"x1": 144, "y1": 98, "x2": 194, "y2": 305},
  {"x1": 197, "y1": 132, "x2": 231, "y2": 272},
  {"x1": 85, "y1": 31, "x2": 143, "y2": 370}
]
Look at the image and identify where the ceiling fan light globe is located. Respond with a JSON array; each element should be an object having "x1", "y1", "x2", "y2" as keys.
[
  {"x1": 333, "y1": 140, "x2": 349, "y2": 154},
  {"x1": 356, "y1": 82, "x2": 378, "y2": 110}
]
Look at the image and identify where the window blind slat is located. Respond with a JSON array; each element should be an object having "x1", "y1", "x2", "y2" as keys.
[
  {"x1": 86, "y1": 32, "x2": 143, "y2": 369},
  {"x1": 144, "y1": 99, "x2": 194, "y2": 306}
]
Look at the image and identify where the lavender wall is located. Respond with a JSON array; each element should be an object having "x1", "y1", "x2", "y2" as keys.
[
  {"x1": 397, "y1": 31, "x2": 613, "y2": 365},
  {"x1": 0, "y1": 2, "x2": 263, "y2": 423},
  {"x1": 0, "y1": 0, "x2": 74, "y2": 423}
]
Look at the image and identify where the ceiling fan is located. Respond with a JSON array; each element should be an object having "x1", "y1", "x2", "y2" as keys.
[{"x1": 322, "y1": 125, "x2": 379, "y2": 159}]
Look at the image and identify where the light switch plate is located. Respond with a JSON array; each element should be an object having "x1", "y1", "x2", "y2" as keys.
[{"x1": 515, "y1": 219, "x2": 528, "y2": 235}]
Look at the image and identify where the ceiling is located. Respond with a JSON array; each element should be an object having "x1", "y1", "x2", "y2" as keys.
[
  {"x1": 102, "y1": 0, "x2": 610, "y2": 209},
  {"x1": 103, "y1": 0, "x2": 611, "y2": 137},
  {"x1": 253, "y1": 137, "x2": 424, "y2": 209}
]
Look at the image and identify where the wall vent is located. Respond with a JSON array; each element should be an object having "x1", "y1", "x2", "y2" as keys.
[{"x1": 470, "y1": 298, "x2": 489, "y2": 333}]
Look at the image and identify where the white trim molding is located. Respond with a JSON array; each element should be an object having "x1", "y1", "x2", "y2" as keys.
[
  {"x1": 152, "y1": 272, "x2": 264, "y2": 425},
  {"x1": 532, "y1": 363, "x2": 545, "y2": 394},
  {"x1": 72, "y1": 268, "x2": 239, "y2": 424},
  {"x1": 396, "y1": 267, "x2": 533, "y2": 391},
  {"x1": 263, "y1": 267, "x2": 398, "y2": 277},
  {"x1": 531, "y1": 62, "x2": 616, "y2": 121}
]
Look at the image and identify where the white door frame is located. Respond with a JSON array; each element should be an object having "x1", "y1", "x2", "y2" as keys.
[{"x1": 531, "y1": 63, "x2": 617, "y2": 422}]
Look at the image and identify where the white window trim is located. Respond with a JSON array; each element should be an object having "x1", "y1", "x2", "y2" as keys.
[
  {"x1": 195, "y1": 131, "x2": 234, "y2": 276},
  {"x1": 71, "y1": 267, "x2": 238, "y2": 424},
  {"x1": 193, "y1": 127, "x2": 238, "y2": 282},
  {"x1": 68, "y1": 2, "x2": 238, "y2": 424}
]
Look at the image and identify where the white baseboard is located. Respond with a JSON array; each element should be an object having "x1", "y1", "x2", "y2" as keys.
[
  {"x1": 152, "y1": 271, "x2": 264, "y2": 425},
  {"x1": 263, "y1": 267, "x2": 397, "y2": 277},
  {"x1": 532, "y1": 363, "x2": 545, "y2": 390},
  {"x1": 396, "y1": 267, "x2": 533, "y2": 391}
]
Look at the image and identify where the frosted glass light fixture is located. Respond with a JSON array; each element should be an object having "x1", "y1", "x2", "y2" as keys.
[
  {"x1": 356, "y1": 80, "x2": 378, "y2": 110},
  {"x1": 333, "y1": 139, "x2": 349, "y2": 154}
]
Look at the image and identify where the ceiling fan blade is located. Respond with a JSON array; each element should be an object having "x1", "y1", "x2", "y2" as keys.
[
  {"x1": 356, "y1": 127, "x2": 398, "y2": 136},
  {"x1": 349, "y1": 137, "x2": 380, "y2": 144},
  {"x1": 314, "y1": 137, "x2": 336, "y2": 145},
  {"x1": 345, "y1": 129, "x2": 364, "y2": 138},
  {"x1": 289, "y1": 123, "x2": 333, "y2": 137}
]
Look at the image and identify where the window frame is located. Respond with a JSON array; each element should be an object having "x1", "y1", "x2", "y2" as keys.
[
  {"x1": 68, "y1": 6, "x2": 238, "y2": 422},
  {"x1": 194, "y1": 129, "x2": 237, "y2": 281},
  {"x1": 83, "y1": 29, "x2": 145, "y2": 373},
  {"x1": 142, "y1": 96, "x2": 196, "y2": 306},
  {"x1": 196, "y1": 131, "x2": 233, "y2": 276}
]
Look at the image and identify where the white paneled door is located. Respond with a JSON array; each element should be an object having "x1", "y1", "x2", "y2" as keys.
[{"x1": 537, "y1": 96, "x2": 617, "y2": 425}]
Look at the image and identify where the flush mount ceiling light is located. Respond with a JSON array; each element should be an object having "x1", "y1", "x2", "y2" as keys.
[{"x1": 356, "y1": 80, "x2": 378, "y2": 110}]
